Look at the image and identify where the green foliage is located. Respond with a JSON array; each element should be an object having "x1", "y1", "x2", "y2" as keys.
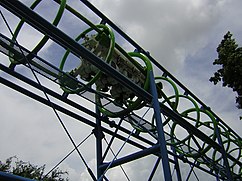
[
  {"x1": 210, "y1": 31, "x2": 242, "y2": 111},
  {"x1": 0, "y1": 156, "x2": 69, "y2": 181}
]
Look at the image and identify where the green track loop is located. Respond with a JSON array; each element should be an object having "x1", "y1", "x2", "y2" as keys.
[
  {"x1": 97, "y1": 52, "x2": 152, "y2": 118},
  {"x1": 59, "y1": 24, "x2": 115, "y2": 93},
  {"x1": 9, "y1": 0, "x2": 66, "y2": 64},
  {"x1": 6, "y1": 3, "x2": 242, "y2": 175}
]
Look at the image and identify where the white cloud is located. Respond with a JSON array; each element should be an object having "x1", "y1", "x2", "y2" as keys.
[
  {"x1": 89, "y1": 0, "x2": 226, "y2": 73},
  {"x1": 1, "y1": 0, "x2": 242, "y2": 180}
]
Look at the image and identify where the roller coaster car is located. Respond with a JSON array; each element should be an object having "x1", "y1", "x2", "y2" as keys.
[
  {"x1": 77, "y1": 32, "x2": 145, "y2": 104},
  {"x1": 59, "y1": 25, "x2": 152, "y2": 117}
]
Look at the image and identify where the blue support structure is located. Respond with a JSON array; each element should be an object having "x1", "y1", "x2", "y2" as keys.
[
  {"x1": 0, "y1": 171, "x2": 36, "y2": 181},
  {"x1": 149, "y1": 70, "x2": 172, "y2": 181},
  {"x1": 171, "y1": 145, "x2": 182, "y2": 181},
  {"x1": 1, "y1": 0, "x2": 242, "y2": 180},
  {"x1": 215, "y1": 125, "x2": 233, "y2": 180},
  {"x1": 95, "y1": 98, "x2": 104, "y2": 181}
]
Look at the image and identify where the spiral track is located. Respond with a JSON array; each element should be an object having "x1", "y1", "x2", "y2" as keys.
[{"x1": 0, "y1": 0, "x2": 242, "y2": 180}]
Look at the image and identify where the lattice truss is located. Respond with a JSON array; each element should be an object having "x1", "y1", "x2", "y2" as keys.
[{"x1": 0, "y1": 1, "x2": 242, "y2": 180}]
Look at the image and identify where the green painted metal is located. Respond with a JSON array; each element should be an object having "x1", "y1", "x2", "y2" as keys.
[
  {"x1": 1, "y1": 0, "x2": 242, "y2": 179},
  {"x1": 59, "y1": 24, "x2": 115, "y2": 93},
  {"x1": 9, "y1": 0, "x2": 66, "y2": 64}
]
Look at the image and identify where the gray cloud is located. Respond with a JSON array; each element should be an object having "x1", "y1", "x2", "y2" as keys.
[
  {"x1": 1, "y1": 0, "x2": 242, "y2": 180},
  {"x1": 90, "y1": 0, "x2": 225, "y2": 72}
]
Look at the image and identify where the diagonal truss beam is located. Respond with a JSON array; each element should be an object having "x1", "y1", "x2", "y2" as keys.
[{"x1": 0, "y1": 0, "x2": 152, "y2": 103}]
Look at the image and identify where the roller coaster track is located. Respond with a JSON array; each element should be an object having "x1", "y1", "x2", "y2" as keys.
[{"x1": 0, "y1": 0, "x2": 242, "y2": 180}]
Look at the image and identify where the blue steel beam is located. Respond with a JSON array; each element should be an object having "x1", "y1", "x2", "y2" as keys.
[
  {"x1": 95, "y1": 104, "x2": 104, "y2": 180},
  {"x1": 0, "y1": 64, "x2": 155, "y2": 149},
  {"x1": 1, "y1": 1, "x2": 240, "y2": 157},
  {"x1": 149, "y1": 70, "x2": 172, "y2": 180},
  {"x1": 80, "y1": 0, "x2": 242, "y2": 142},
  {"x1": 0, "y1": 0, "x2": 152, "y2": 103},
  {"x1": 0, "y1": 0, "x2": 241, "y2": 180},
  {"x1": 0, "y1": 70, "x2": 228, "y2": 179},
  {"x1": 1, "y1": 44, "x2": 241, "y2": 178},
  {"x1": 99, "y1": 144, "x2": 162, "y2": 170},
  {"x1": 0, "y1": 171, "x2": 36, "y2": 181},
  {"x1": 215, "y1": 126, "x2": 233, "y2": 180},
  {"x1": 0, "y1": 74, "x2": 151, "y2": 150},
  {"x1": 0, "y1": 33, "x2": 155, "y2": 148}
]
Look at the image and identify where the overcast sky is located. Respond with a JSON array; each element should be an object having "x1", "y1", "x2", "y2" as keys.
[{"x1": 1, "y1": 0, "x2": 242, "y2": 180}]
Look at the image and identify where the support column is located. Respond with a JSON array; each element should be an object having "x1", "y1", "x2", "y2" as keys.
[
  {"x1": 95, "y1": 98, "x2": 104, "y2": 180},
  {"x1": 149, "y1": 70, "x2": 172, "y2": 181},
  {"x1": 215, "y1": 125, "x2": 233, "y2": 180},
  {"x1": 171, "y1": 145, "x2": 182, "y2": 181}
]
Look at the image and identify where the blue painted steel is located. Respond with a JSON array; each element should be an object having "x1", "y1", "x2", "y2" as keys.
[
  {"x1": 149, "y1": 70, "x2": 172, "y2": 181},
  {"x1": 0, "y1": 0, "x2": 152, "y2": 103},
  {"x1": 99, "y1": 144, "x2": 161, "y2": 170},
  {"x1": 0, "y1": 171, "x2": 36, "y2": 181},
  {"x1": 95, "y1": 100, "x2": 103, "y2": 180},
  {"x1": 170, "y1": 145, "x2": 182, "y2": 181},
  {"x1": 215, "y1": 126, "x2": 233, "y2": 180}
]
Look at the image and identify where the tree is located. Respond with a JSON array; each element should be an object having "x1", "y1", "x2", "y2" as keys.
[
  {"x1": 210, "y1": 31, "x2": 242, "y2": 118},
  {"x1": 0, "y1": 156, "x2": 69, "y2": 181}
]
